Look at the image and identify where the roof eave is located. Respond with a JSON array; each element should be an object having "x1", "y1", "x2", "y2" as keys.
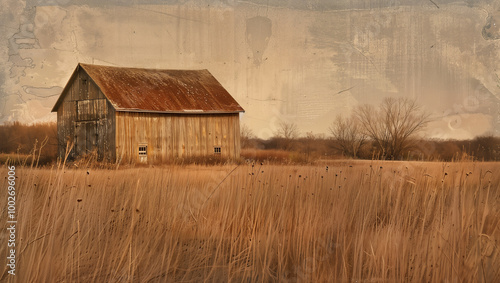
[{"x1": 115, "y1": 109, "x2": 245, "y2": 114}]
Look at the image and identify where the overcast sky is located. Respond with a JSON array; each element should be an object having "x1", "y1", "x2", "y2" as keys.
[{"x1": 1, "y1": 0, "x2": 500, "y2": 139}]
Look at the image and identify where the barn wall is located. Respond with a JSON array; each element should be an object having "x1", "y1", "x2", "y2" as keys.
[
  {"x1": 56, "y1": 67, "x2": 116, "y2": 161},
  {"x1": 115, "y1": 112, "x2": 241, "y2": 163}
]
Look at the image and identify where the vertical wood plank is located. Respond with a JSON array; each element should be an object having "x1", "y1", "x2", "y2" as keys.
[
  {"x1": 107, "y1": 99, "x2": 116, "y2": 162},
  {"x1": 221, "y1": 115, "x2": 229, "y2": 157},
  {"x1": 228, "y1": 115, "x2": 234, "y2": 158}
]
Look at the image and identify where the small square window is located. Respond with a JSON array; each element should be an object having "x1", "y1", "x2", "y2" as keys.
[
  {"x1": 139, "y1": 145, "x2": 147, "y2": 156},
  {"x1": 214, "y1": 146, "x2": 221, "y2": 154}
]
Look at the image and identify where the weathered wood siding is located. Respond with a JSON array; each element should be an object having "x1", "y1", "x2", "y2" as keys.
[
  {"x1": 56, "y1": 67, "x2": 116, "y2": 161},
  {"x1": 115, "y1": 112, "x2": 241, "y2": 163}
]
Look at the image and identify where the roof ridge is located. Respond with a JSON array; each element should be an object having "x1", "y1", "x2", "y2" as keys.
[{"x1": 79, "y1": 63, "x2": 209, "y2": 73}]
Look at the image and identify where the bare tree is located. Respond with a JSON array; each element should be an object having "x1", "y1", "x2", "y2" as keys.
[
  {"x1": 354, "y1": 97, "x2": 429, "y2": 160},
  {"x1": 274, "y1": 121, "x2": 299, "y2": 150},
  {"x1": 240, "y1": 124, "x2": 255, "y2": 149},
  {"x1": 329, "y1": 114, "x2": 366, "y2": 158}
]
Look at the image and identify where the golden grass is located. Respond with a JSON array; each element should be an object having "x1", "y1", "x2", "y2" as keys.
[
  {"x1": 0, "y1": 161, "x2": 499, "y2": 282},
  {"x1": 241, "y1": 149, "x2": 294, "y2": 164},
  {"x1": 0, "y1": 154, "x2": 33, "y2": 166}
]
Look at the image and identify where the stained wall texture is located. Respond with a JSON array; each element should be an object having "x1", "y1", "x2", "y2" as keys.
[
  {"x1": 115, "y1": 112, "x2": 241, "y2": 163},
  {"x1": 1, "y1": 0, "x2": 500, "y2": 139}
]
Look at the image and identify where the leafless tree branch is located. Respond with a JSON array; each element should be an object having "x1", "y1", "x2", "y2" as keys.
[{"x1": 354, "y1": 97, "x2": 430, "y2": 160}]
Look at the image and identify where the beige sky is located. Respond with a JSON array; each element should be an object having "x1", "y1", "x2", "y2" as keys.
[{"x1": 1, "y1": 0, "x2": 499, "y2": 139}]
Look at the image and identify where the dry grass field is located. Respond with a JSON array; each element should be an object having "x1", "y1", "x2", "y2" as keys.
[{"x1": 1, "y1": 160, "x2": 499, "y2": 282}]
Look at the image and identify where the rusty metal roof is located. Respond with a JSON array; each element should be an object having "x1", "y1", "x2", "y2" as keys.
[{"x1": 52, "y1": 63, "x2": 244, "y2": 114}]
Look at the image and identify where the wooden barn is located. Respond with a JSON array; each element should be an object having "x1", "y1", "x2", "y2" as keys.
[{"x1": 51, "y1": 63, "x2": 244, "y2": 163}]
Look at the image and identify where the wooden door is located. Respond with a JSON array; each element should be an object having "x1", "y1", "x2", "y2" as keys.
[{"x1": 75, "y1": 121, "x2": 97, "y2": 156}]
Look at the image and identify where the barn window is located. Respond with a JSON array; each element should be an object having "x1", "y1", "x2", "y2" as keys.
[
  {"x1": 214, "y1": 146, "x2": 221, "y2": 154},
  {"x1": 139, "y1": 145, "x2": 147, "y2": 156}
]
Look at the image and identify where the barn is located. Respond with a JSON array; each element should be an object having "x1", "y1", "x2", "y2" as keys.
[{"x1": 51, "y1": 63, "x2": 244, "y2": 163}]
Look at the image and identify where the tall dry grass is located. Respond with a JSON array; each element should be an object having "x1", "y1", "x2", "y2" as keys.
[{"x1": 0, "y1": 161, "x2": 499, "y2": 282}]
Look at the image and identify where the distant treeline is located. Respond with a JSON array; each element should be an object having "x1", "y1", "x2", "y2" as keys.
[
  {"x1": 242, "y1": 135, "x2": 500, "y2": 162},
  {"x1": 0, "y1": 122, "x2": 499, "y2": 166},
  {"x1": 0, "y1": 121, "x2": 57, "y2": 164},
  {"x1": 241, "y1": 98, "x2": 500, "y2": 162}
]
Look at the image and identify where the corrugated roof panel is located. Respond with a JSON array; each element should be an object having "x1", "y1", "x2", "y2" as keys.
[{"x1": 52, "y1": 63, "x2": 244, "y2": 113}]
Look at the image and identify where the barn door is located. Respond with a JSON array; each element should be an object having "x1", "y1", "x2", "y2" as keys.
[{"x1": 75, "y1": 121, "x2": 98, "y2": 156}]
